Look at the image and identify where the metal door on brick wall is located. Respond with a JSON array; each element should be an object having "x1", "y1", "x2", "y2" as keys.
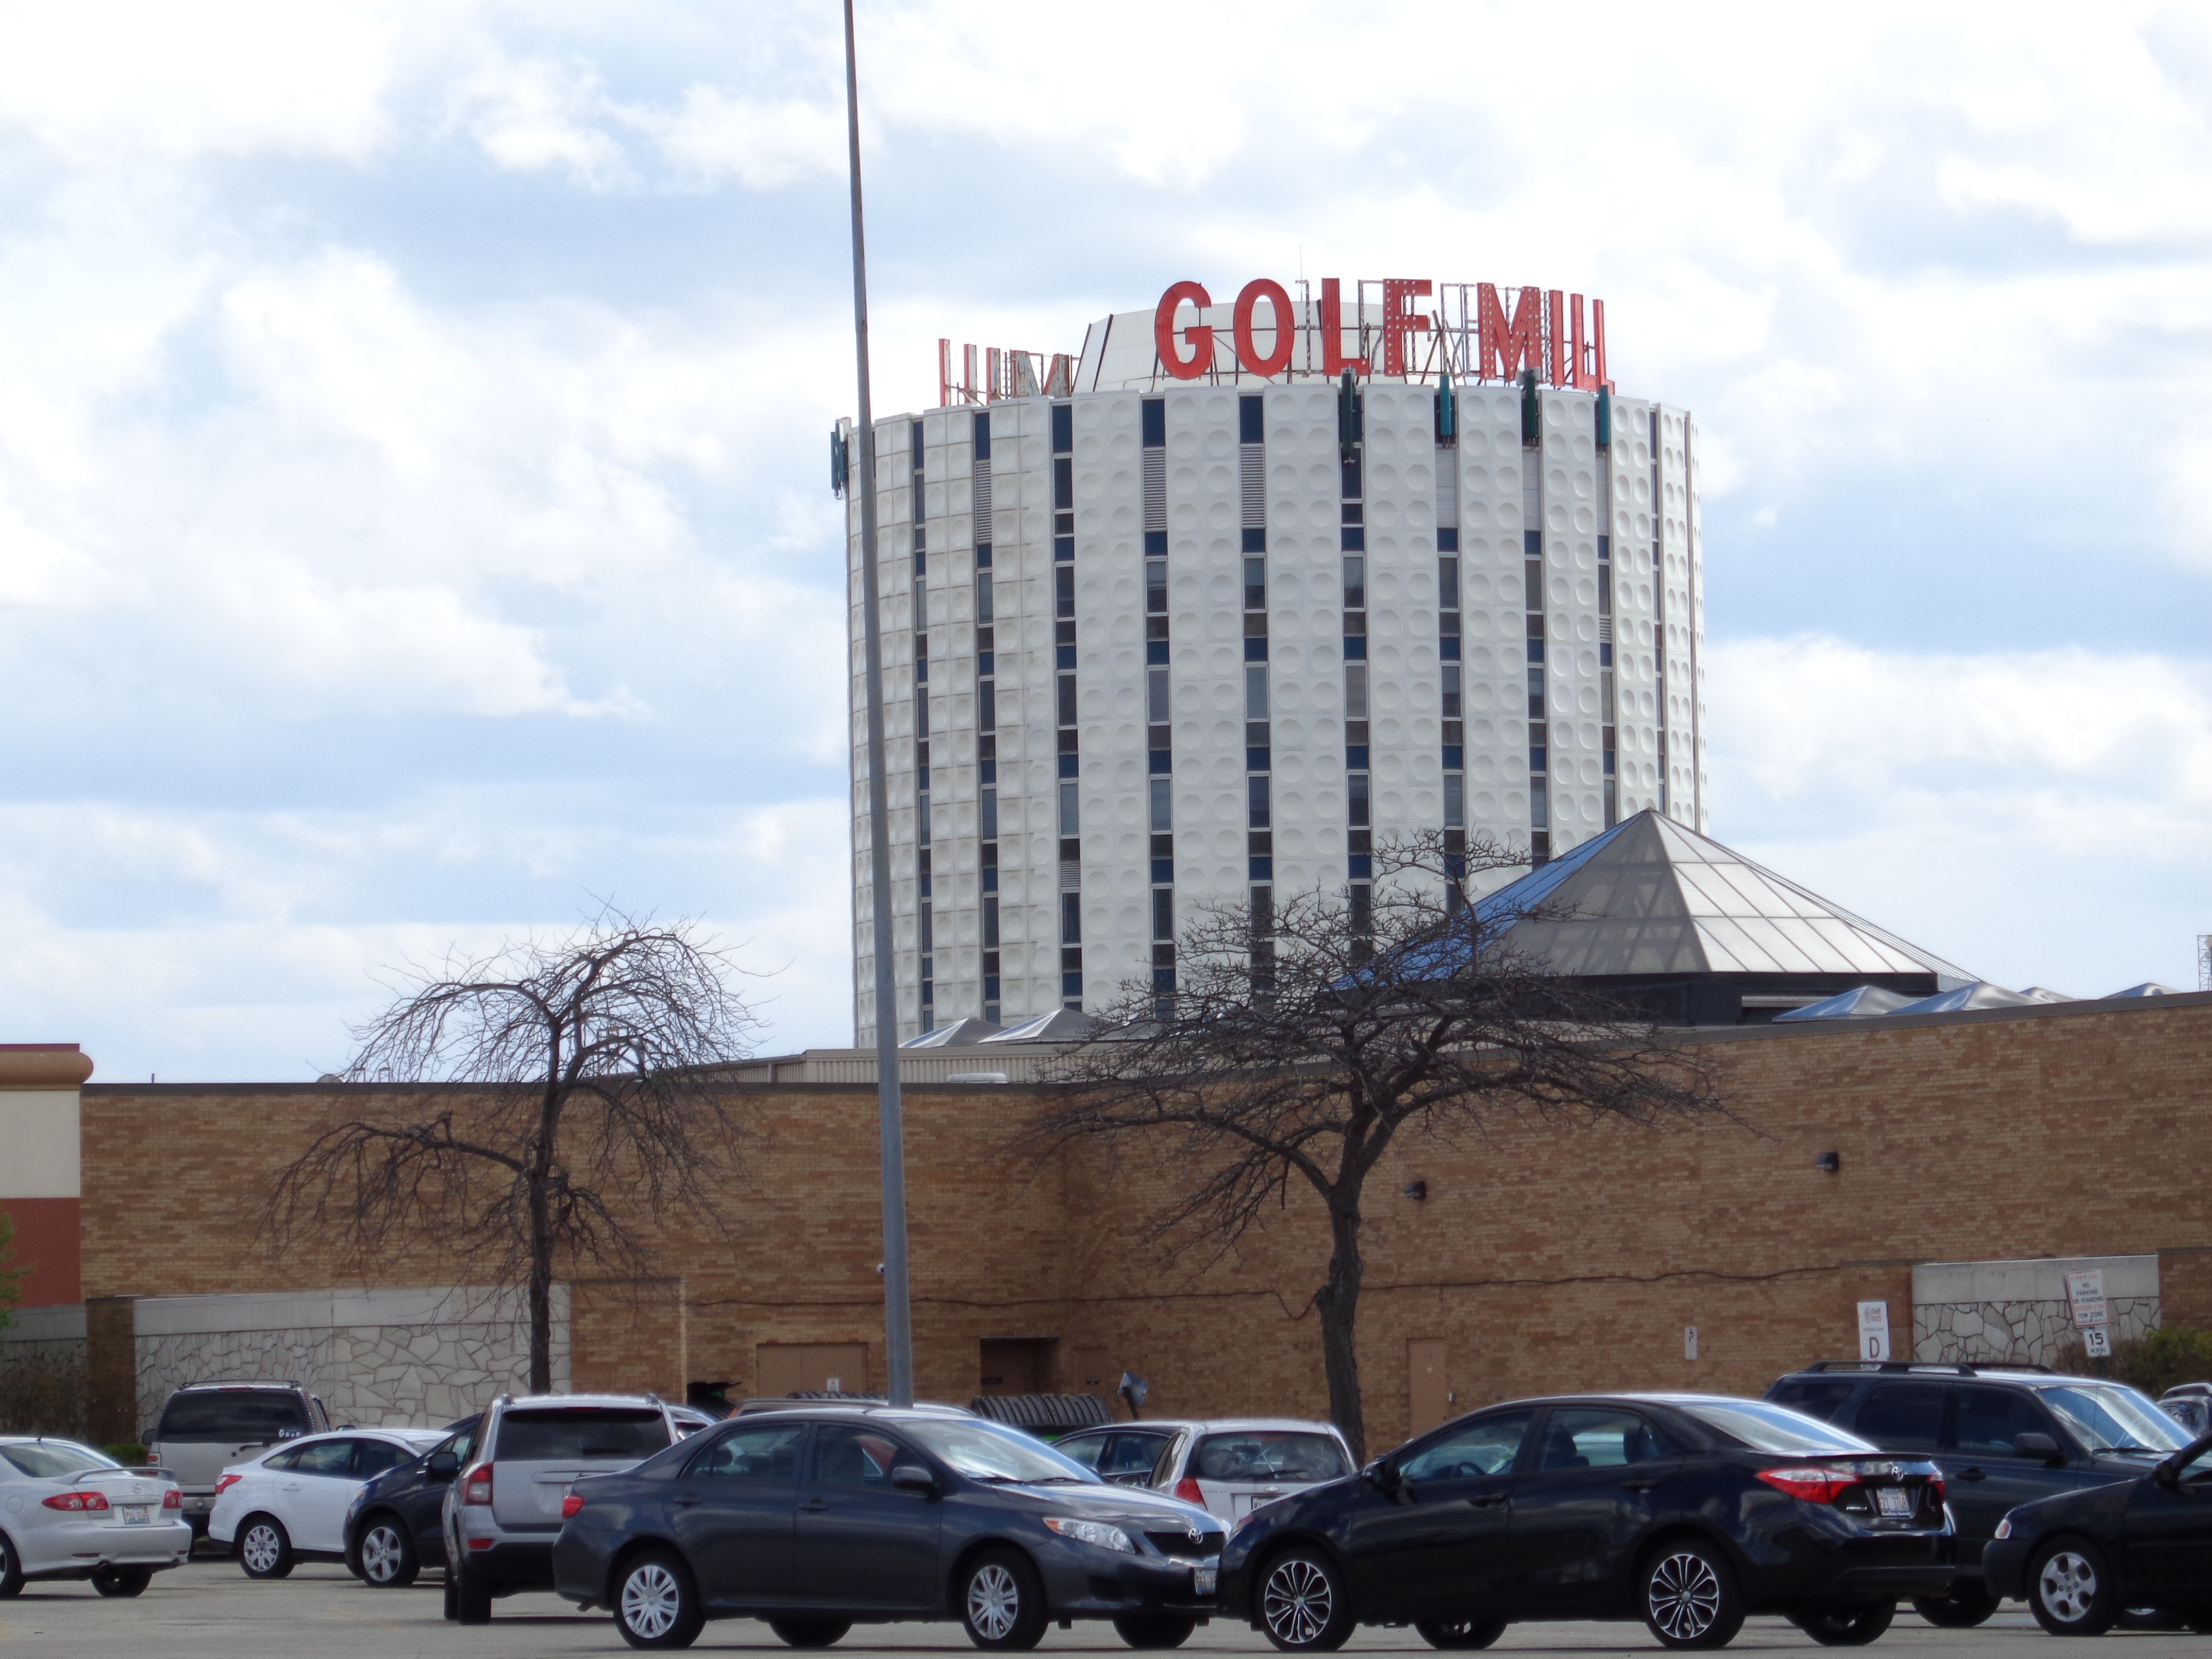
[
  {"x1": 756, "y1": 1343, "x2": 869, "y2": 1397},
  {"x1": 1407, "y1": 1339, "x2": 1450, "y2": 1436}
]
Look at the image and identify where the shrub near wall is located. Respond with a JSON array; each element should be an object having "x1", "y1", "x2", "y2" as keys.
[{"x1": 0, "y1": 1354, "x2": 88, "y2": 1439}]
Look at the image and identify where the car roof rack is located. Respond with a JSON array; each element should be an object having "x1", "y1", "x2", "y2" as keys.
[{"x1": 1796, "y1": 1359, "x2": 2057, "y2": 1376}]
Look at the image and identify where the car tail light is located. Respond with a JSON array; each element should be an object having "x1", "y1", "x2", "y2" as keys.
[
  {"x1": 214, "y1": 1474, "x2": 244, "y2": 1496},
  {"x1": 43, "y1": 1490, "x2": 112, "y2": 1511},
  {"x1": 1174, "y1": 1477, "x2": 1205, "y2": 1506},
  {"x1": 561, "y1": 1492, "x2": 585, "y2": 1519},
  {"x1": 462, "y1": 1464, "x2": 494, "y2": 1506},
  {"x1": 162, "y1": 1488, "x2": 183, "y2": 1509},
  {"x1": 1923, "y1": 1473, "x2": 1945, "y2": 1501},
  {"x1": 1756, "y1": 1466, "x2": 1855, "y2": 1504}
]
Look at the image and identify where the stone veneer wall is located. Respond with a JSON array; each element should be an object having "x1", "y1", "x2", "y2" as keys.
[
  {"x1": 1912, "y1": 1254, "x2": 2162, "y2": 1366},
  {"x1": 127, "y1": 1287, "x2": 568, "y2": 1434}
]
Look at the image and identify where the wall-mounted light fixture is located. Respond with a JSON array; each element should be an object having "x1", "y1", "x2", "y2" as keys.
[
  {"x1": 1403, "y1": 1180, "x2": 1428, "y2": 1201},
  {"x1": 1814, "y1": 1152, "x2": 1841, "y2": 1174}
]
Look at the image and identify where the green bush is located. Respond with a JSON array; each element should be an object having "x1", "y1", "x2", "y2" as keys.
[
  {"x1": 0, "y1": 1354, "x2": 88, "y2": 1439},
  {"x1": 2106, "y1": 1325, "x2": 2212, "y2": 1399},
  {"x1": 103, "y1": 1442, "x2": 150, "y2": 1465}
]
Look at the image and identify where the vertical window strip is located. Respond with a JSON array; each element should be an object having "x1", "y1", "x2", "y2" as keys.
[
  {"x1": 1650, "y1": 408, "x2": 1669, "y2": 818},
  {"x1": 1341, "y1": 385, "x2": 1371, "y2": 921},
  {"x1": 1142, "y1": 395, "x2": 1171, "y2": 1004},
  {"x1": 1436, "y1": 404, "x2": 1465, "y2": 911},
  {"x1": 911, "y1": 418, "x2": 932, "y2": 1030}
]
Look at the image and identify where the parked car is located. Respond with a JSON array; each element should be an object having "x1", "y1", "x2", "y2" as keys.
[
  {"x1": 1053, "y1": 1419, "x2": 1354, "y2": 1525},
  {"x1": 149, "y1": 1379, "x2": 331, "y2": 1535},
  {"x1": 341, "y1": 1417, "x2": 480, "y2": 1587},
  {"x1": 1221, "y1": 1392, "x2": 1954, "y2": 1652},
  {"x1": 1981, "y1": 1426, "x2": 2212, "y2": 1634},
  {"x1": 669, "y1": 1406, "x2": 720, "y2": 1436},
  {"x1": 209, "y1": 1426, "x2": 447, "y2": 1578},
  {"x1": 0, "y1": 1436, "x2": 190, "y2": 1597},
  {"x1": 1766, "y1": 1361, "x2": 2194, "y2": 1627},
  {"x1": 551, "y1": 1404, "x2": 1225, "y2": 1651},
  {"x1": 443, "y1": 1393, "x2": 688, "y2": 1623}
]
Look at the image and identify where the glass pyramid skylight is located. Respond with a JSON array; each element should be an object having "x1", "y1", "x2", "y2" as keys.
[{"x1": 1475, "y1": 811, "x2": 1974, "y2": 983}]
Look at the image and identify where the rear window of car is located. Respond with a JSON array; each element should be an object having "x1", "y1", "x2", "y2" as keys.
[
  {"x1": 1768, "y1": 1380, "x2": 1857, "y2": 1422},
  {"x1": 156, "y1": 1390, "x2": 312, "y2": 1443},
  {"x1": 2, "y1": 1441, "x2": 121, "y2": 1479},
  {"x1": 494, "y1": 1407, "x2": 669, "y2": 1461},
  {"x1": 1192, "y1": 1431, "x2": 1348, "y2": 1483},
  {"x1": 1673, "y1": 1398, "x2": 1875, "y2": 1454}
]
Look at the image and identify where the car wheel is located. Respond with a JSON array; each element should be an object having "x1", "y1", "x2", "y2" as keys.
[
  {"x1": 1641, "y1": 1539, "x2": 1746, "y2": 1650},
  {"x1": 2027, "y1": 1540, "x2": 2119, "y2": 1637},
  {"x1": 237, "y1": 1515, "x2": 295, "y2": 1580},
  {"x1": 91, "y1": 1564, "x2": 154, "y2": 1598},
  {"x1": 1913, "y1": 1584, "x2": 1999, "y2": 1628},
  {"x1": 1415, "y1": 1616, "x2": 1508, "y2": 1649},
  {"x1": 1113, "y1": 1614, "x2": 1198, "y2": 1648},
  {"x1": 959, "y1": 1547, "x2": 1049, "y2": 1652},
  {"x1": 1792, "y1": 1603, "x2": 1895, "y2": 1646},
  {"x1": 356, "y1": 1516, "x2": 419, "y2": 1589},
  {"x1": 1258, "y1": 1547, "x2": 1357, "y2": 1653},
  {"x1": 453, "y1": 1559, "x2": 494, "y2": 1625},
  {"x1": 613, "y1": 1550, "x2": 703, "y2": 1650},
  {"x1": 0, "y1": 1531, "x2": 22, "y2": 1598},
  {"x1": 770, "y1": 1619, "x2": 853, "y2": 1648}
]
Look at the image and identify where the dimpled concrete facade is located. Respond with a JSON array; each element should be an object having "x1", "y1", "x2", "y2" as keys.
[{"x1": 847, "y1": 371, "x2": 1705, "y2": 1045}]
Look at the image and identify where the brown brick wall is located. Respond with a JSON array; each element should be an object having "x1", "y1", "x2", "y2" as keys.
[{"x1": 78, "y1": 998, "x2": 2212, "y2": 1449}]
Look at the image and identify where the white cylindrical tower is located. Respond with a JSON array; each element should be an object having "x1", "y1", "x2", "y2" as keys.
[{"x1": 846, "y1": 292, "x2": 1704, "y2": 1047}]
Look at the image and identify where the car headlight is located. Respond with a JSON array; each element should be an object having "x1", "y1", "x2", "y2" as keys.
[
  {"x1": 1994, "y1": 1519, "x2": 2012, "y2": 1540},
  {"x1": 1043, "y1": 1516, "x2": 1135, "y2": 1553}
]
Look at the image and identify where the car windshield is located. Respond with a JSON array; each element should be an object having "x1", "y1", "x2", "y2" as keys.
[
  {"x1": 494, "y1": 1408, "x2": 669, "y2": 1461},
  {"x1": 2038, "y1": 1386, "x2": 2192, "y2": 1453},
  {"x1": 1192, "y1": 1431, "x2": 1348, "y2": 1483},
  {"x1": 904, "y1": 1421, "x2": 1101, "y2": 1485},
  {"x1": 2, "y1": 1440, "x2": 123, "y2": 1479},
  {"x1": 156, "y1": 1391, "x2": 310, "y2": 1443},
  {"x1": 1673, "y1": 1398, "x2": 1876, "y2": 1454}
]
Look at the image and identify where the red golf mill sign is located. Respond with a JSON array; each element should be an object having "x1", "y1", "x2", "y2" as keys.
[
  {"x1": 1154, "y1": 277, "x2": 1611, "y2": 386},
  {"x1": 937, "y1": 278, "x2": 1613, "y2": 406}
]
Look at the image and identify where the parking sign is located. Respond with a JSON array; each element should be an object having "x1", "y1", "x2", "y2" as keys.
[{"x1": 1857, "y1": 1300, "x2": 1892, "y2": 1361}]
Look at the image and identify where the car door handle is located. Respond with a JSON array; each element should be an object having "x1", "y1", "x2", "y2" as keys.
[
  {"x1": 1959, "y1": 1468, "x2": 1987, "y2": 1483},
  {"x1": 1466, "y1": 1494, "x2": 1508, "y2": 1508},
  {"x1": 672, "y1": 1493, "x2": 702, "y2": 1507},
  {"x1": 798, "y1": 1499, "x2": 830, "y2": 1513},
  {"x1": 1621, "y1": 1479, "x2": 1662, "y2": 1493}
]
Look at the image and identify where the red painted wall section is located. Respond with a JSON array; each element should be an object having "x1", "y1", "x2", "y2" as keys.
[{"x1": 1, "y1": 1196, "x2": 82, "y2": 1306}]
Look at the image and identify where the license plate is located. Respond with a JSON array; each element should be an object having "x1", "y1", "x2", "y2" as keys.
[
  {"x1": 120, "y1": 1505, "x2": 152, "y2": 1525},
  {"x1": 1193, "y1": 1563, "x2": 1218, "y2": 1595},
  {"x1": 1875, "y1": 1487, "x2": 1914, "y2": 1518}
]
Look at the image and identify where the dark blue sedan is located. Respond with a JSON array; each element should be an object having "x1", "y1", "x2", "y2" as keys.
[
  {"x1": 552, "y1": 1406, "x2": 1224, "y2": 1650},
  {"x1": 1982, "y1": 1428, "x2": 2212, "y2": 1634},
  {"x1": 1221, "y1": 1394, "x2": 1955, "y2": 1651}
]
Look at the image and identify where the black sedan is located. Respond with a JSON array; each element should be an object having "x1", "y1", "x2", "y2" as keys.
[
  {"x1": 1221, "y1": 1393, "x2": 1955, "y2": 1652},
  {"x1": 552, "y1": 1406, "x2": 1224, "y2": 1650},
  {"x1": 1982, "y1": 1428, "x2": 2212, "y2": 1634},
  {"x1": 342, "y1": 1416, "x2": 478, "y2": 1587}
]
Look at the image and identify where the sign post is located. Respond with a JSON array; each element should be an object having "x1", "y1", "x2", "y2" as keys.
[
  {"x1": 1857, "y1": 1300, "x2": 1893, "y2": 1362},
  {"x1": 2066, "y1": 1270, "x2": 2110, "y2": 1361}
]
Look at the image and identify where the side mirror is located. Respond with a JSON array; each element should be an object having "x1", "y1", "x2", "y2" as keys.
[
  {"x1": 2152, "y1": 1458, "x2": 2184, "y2": 1492},
  {"x1": 890, "y1": 1463, "x2": 938, "y2": 1495},
  {"x1": 426, "y1": 1450, "x2": 459, "y2": 1478},
  {"x1": 1364, "y1": 1458, "x2": 1401, "y2": 1491},
  {"x1": 2014, "y1": 1432, "x2": 2063, "y2": 1464}
]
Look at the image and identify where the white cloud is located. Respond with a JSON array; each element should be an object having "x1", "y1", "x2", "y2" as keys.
[{"x1": 1709, "y1": 637, "x2": 2212, "y2": 993}]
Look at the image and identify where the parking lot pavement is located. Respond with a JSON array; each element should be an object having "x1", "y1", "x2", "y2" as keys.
[{"x1": 1, "y1": 1560, "x2": 2206, "y2": 1658}]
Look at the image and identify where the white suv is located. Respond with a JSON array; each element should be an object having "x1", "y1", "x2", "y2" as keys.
[{"x1": 442, "y1": 1393, "x2": 682, "y2": 1623}]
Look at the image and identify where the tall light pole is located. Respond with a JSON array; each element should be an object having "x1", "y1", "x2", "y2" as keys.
[{"x1": 841, "y1": 0, "x2": 913, "y2": 1407}]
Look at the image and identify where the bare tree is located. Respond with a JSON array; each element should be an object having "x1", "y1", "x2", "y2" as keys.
[
  {"x1": 267, "y1": 912, "x2": 766, "y2": 1392},
  {"x1": 1026, "y1": 834, "x2": 1723, "y2": 1461}
]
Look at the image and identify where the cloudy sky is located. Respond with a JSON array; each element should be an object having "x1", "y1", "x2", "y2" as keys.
[{"x1": 2, "y1": 0, "x2": 2208, "y2": 1080}]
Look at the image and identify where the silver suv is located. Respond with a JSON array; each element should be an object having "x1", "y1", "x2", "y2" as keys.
[
  {"x1": 442, "y1": 1393, "x2": 681, "y2": 1624},
  {"x1": 149, "y1": 1381, "x2": 331, "y2": 1535}
]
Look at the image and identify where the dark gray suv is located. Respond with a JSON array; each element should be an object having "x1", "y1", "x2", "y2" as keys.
[{"x1": 1767, "y1": 1361, "x2": 2195, "y2": 1626}]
